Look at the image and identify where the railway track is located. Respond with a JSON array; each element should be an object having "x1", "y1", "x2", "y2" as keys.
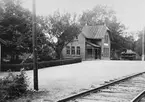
[{"x1": 57, "y1": 72, "x2": 145, "y2": 102}]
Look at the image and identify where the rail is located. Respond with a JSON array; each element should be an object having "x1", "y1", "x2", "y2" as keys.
[
  {"x1": 130, "y1": 90, "x2": 145, "y2": 102},
  {"x1": 57, "y1": 71, "x2": 145, "y2": 102}
]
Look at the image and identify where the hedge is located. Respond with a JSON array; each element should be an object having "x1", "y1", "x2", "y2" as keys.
[{"x1": 1, "y1": 58, "x2": 82, "y2": 71}]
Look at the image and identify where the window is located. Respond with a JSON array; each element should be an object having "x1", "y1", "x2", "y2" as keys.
[
  {"x1": 104, "y1": 35, "x2": 108, "y2": 43},
  {"x1": 77, "y1": 46, "x2": 80, "y2": 55},
  {"x1": 87, "y1": 49, "x2": 92, "y2": 55},
  {"x1": 76, "y1": 36, "x2": 78, "y2": 40},
  {"x1": 66, "y1": 46, "x2": 70, "y2": 55},
  {"x1": 71, "y1": 46, "x2": 75, "y2": 55},
  {"x1": 103, "y1": 48, "x2": 109, "y2": 57}
]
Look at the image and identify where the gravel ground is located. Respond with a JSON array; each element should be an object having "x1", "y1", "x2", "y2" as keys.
[{"x1": 1, "y1": 60, "x2": 145, "y2": 102}]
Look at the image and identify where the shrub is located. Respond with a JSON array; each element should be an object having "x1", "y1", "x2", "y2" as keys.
[
  {"x1": 2, "y1": 58, "x2": 82, "y2": 71},
  {"x1": 2, "y1": 63, "x2": 33, "y2": 71},
  {"x1": 38, "y1": 54, "x2": 53, "y2": 62},
  {"x1": 39, "y1": 57, "x2": 82, "y2": 69},
  {"x1": 0, "y1": 69, "x2": 29, "y2": 101}
]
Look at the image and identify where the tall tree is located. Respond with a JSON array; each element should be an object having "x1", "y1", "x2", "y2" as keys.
[
  {"x1": 79, "y1": 5, "x2": 115, "y2": 26},
  {"x1": 134, "y1": 31, "x2": 145, "y2": 56},
  {"x1": 105, "y1": 17, "x2": 133, "y2": 50},
  {"x1": 79, "y1": 5, "x2": 136, "y2": 58},
  {"x1": 0, "y1": 0, "x2": 33, "y2": 62},
  {"x1": 0, "y1": 0, "x2": 53, "y2": 63},
  {"x1": 42, "y1": 11, "x2": 81, "y2": 59}
]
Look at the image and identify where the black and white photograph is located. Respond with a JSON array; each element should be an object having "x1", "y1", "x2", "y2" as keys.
[{"x1": 0, "y1": 0, "x2": 145, "y2": 102}]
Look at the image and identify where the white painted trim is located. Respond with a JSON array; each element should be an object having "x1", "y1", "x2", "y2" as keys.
[{"x1": 104, "y1": 43, "x2": 109, "y2": 46}]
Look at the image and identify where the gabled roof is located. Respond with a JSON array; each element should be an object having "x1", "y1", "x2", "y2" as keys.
[
  {"x1": 0, "y1": 38, "x2": 6, "y2": 45},
  {"x1": 82, "y1": 25, "x2": 109, "y2": 39}
]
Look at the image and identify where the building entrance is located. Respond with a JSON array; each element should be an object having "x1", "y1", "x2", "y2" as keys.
[{"x1": 95, "y1": 48, "x2": 101, "y2": 59}]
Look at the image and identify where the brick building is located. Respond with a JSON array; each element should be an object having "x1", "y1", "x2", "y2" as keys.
[{"x1": 62, "y1": 24, "x2": 111, "y2": 60}]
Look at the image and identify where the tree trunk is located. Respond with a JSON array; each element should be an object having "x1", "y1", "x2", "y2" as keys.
[
  {"x1": 56, "y1": 50, "x2": 61, "y2": 59},
  {"x1": 55, "y1": 47, "x2": 63, "y2": 59}
]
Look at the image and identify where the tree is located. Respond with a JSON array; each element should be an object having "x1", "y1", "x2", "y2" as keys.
[
  {"x1": 79, "y1": 5, "x2": 136, "y2": 59},
  {"x1": 42, "y1": 11, "x2": 81, "y2": 59},
  {"x1": 0, "y1": 0, "x2": 53, "y2": 63},
  {"x1": 0, "y1": 0, "x2": 33, "y2": 62},
  {"x1": 79, "y1": 5, "x2": 115, "y2": 26},
  {"x1": 134, "y1": 31, "x2": 145, "y2": 56}
]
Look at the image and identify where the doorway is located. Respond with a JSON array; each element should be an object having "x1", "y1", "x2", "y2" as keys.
[{"x1": 95, "y1": 48, "x2": 101, "y2": 59}]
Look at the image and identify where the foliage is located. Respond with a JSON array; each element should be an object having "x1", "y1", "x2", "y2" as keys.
[
  {"x1": 38, "y1": 57, "x2": 82, "y2": 68},
  {"x1": 0, "y1": 0, "x2": 32, "y2": 60},
  {"x1": 0, "y1": 0, "x2": 137, "y2": 61},
  {"x1": 42, "y1": 11, "x2": 81, "y2": 59},
  {"x1": 0, "y1": 0, "x2": 54, "y2": 63},
  {"x1": 0, "y1": 69, "x2": 29, "y2": 101},
  {"x1": 2, "y1": 63, "x2": 33, "y2": 71},
  {"x1": 79, "y1": 5, "x2": 115, "y2": 26},
  {"x1": 134, "y1": 31, "x2": 145, "y2": 56},
  {"x1": 79, "y1": 5, "x2": 136, "y2": 58},
  {"x1": 2, "y1": 58, "x2": 82, "y2": 71}
]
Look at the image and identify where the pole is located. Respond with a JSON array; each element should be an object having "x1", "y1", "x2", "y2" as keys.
[
  {"x1": 0, "y1": 44, "x2": 1, "y2": 71},
  {"x1": 32, "y1": 0, "x2": 38, "y2": 90},
  {"x1": 142, "y1": 27, "x2": 144, "y2": 61}
]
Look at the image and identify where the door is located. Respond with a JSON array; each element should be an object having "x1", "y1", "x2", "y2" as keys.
[
  {"x1": 95, "y1": 48, "x2": 101, "y2": 59},
  {"x1": 95, "y1": 49, "x2": 98, "y2": 59}
]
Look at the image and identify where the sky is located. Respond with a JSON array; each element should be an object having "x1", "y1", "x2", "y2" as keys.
[{"x1": 23, "y1": 0, "x2": 145, "y2": 32}]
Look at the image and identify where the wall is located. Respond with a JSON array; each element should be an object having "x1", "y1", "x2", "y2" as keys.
[
  {"x1": 101, "y1": 31, "x2": 111, "y2": 60},
  {"x1": 78, "y1": 33, "x2": 86, "y2": 60},
  {"x1": 62, "y1": 30, "x2": 111, "y2": 60},
  {"x1": 62, "y1": 33, "x2": 86, "y2": 60}
]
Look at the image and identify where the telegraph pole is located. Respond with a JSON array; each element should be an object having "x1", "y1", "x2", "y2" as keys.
[
  {"x1": 32, "y1": 0, "x2": 38, "y2": 90},
  {"x1": 142, "y1": 27, "x2": 145, "y2": 61}
]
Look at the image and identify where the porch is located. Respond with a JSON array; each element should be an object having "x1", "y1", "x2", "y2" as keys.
[{"x1": 85, "y1": 41, "x2": 101, "y2": 60}]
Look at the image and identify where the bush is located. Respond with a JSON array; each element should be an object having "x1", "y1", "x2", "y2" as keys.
[
  {"x1": 0, "y1": 69, "x2": 29, "y2": 101},
  {"x1": 2, "y1": 59, "x2": 23, "y2": 64},
  {"x1": 2, "y1": 63, "x2": 33, "y2": 71},
  {"x1": 2, "y1": 58, "x2": 82, "y2": 71},
  {"x1": 38, "y1": 55, "x2": 53, "y2": 62}
]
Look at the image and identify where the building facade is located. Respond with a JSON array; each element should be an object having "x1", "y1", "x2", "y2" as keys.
[{"x1": 62, "y1": 25, "x2": 111, "y2": 60}]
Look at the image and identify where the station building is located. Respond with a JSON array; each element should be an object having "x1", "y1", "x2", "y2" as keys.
[{"x1": 62, "y1": 24, "x2": 111, "y2": 60}]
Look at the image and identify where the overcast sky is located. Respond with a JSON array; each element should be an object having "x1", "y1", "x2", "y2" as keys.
[{"x1": 23, "y1": 0, "x2": 145, "y2": 32}]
